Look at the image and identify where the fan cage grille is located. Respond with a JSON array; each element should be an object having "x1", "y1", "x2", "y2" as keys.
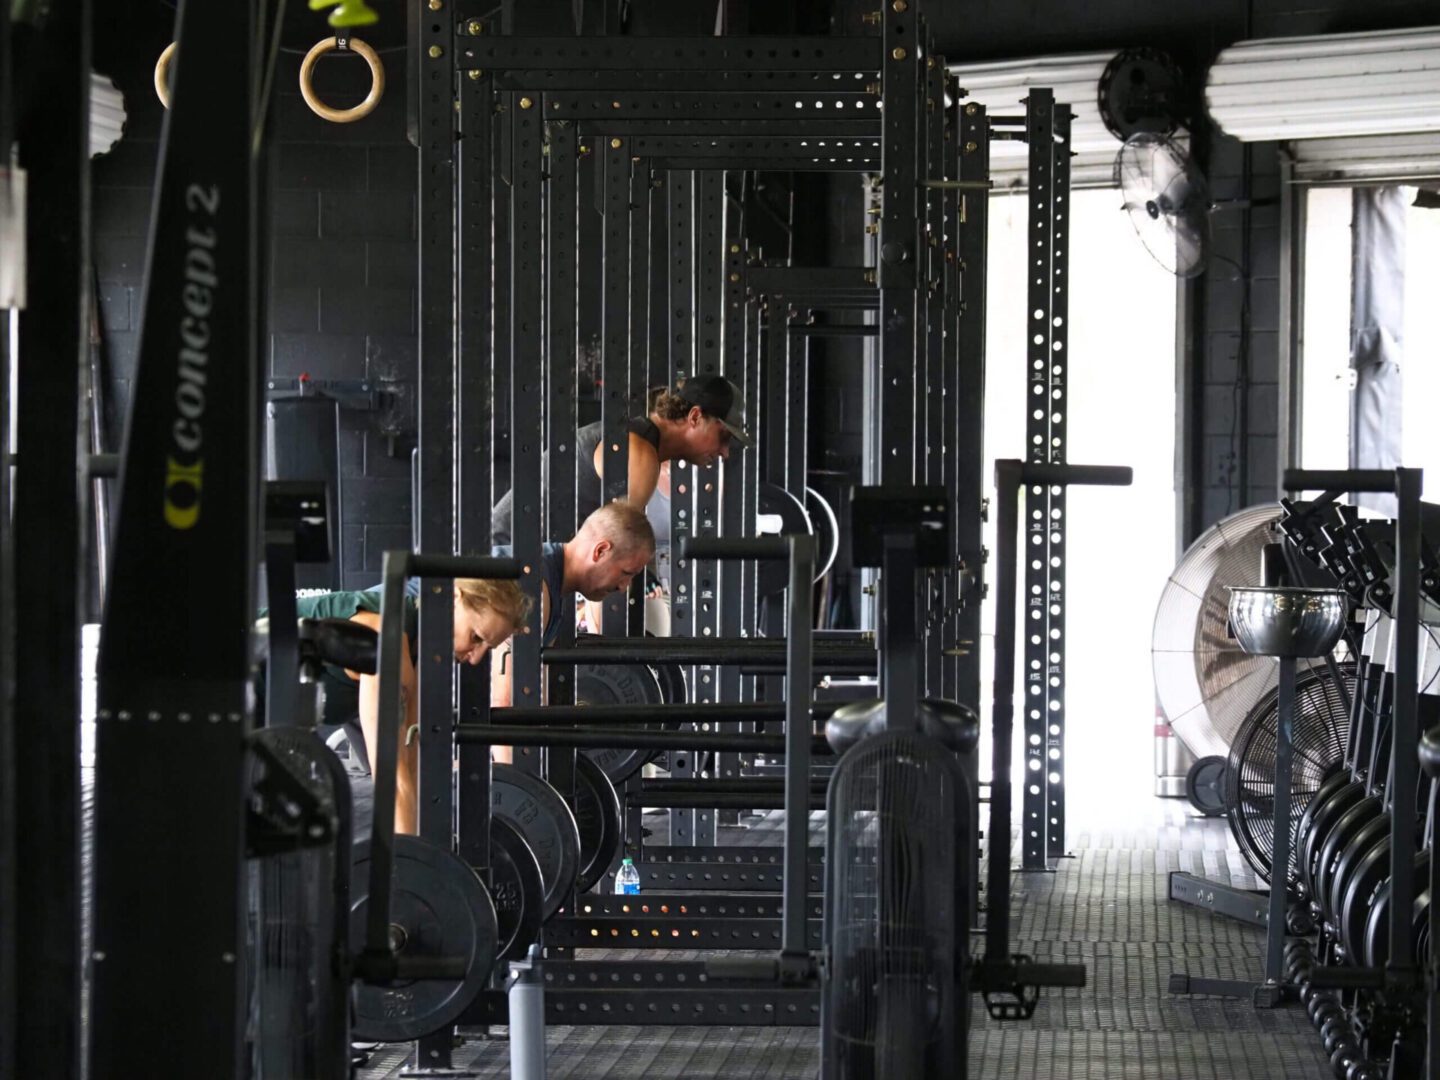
[
  {"x1": 1223, "y1": 666, "x2": 1354, "y2": 885},
  {"x1": 821, "y1": 731, "x2": 970, "y2": 1080}
]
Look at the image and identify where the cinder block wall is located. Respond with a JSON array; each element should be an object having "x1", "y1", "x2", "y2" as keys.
[{"x1": 93, "y1": 13, "x2": 415, "y2": 587}]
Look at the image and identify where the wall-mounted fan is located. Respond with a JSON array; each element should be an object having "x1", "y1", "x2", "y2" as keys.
[{"x1": 1115, "y1": 132, "x2": 1210, "y2": 278}]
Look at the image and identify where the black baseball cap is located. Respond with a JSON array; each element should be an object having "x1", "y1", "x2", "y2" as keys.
[{"x1": 677, "y1": 374, "x2": 752, "y2": 448}]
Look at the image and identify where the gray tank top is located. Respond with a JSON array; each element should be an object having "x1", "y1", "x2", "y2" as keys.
[
  {"x1": 491, "y1": 417, "x2": 661, "y2": 545},
  {"x1": 645, "y1": 486, "x2": 671, "y2": 592}
]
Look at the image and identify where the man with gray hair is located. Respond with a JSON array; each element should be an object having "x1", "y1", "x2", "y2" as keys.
[
  {"x1": 490, "y1": 503, "x2": 655, "y2": 746},
  {"x1": 496, "y1": 501, "x2": 655, "y2": 647}
]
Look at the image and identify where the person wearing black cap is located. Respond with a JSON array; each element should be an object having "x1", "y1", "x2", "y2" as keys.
[{"x1": 490, "y1": 373, "x2": 751, "y2": 545}]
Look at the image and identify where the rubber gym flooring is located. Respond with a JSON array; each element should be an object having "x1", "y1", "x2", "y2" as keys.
[{"x1": 358, "y1": 800, "x2": 1336, "y2": 1080}]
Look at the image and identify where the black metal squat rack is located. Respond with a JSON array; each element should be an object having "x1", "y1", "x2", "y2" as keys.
[
  {"x1": 0, "y1": 1, "x2": 1077, "y2": 1075},
  {"x1": 400, "y1": 3, "x2": 1075, "y2": 1064}
]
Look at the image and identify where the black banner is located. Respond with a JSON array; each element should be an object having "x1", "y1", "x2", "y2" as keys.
[
  {"x1": 98, "y1": 1, "x2": 258, "y2": 690},
  {"x1": 91, "y1": 2, "x2": 257, "y2": 1074}
]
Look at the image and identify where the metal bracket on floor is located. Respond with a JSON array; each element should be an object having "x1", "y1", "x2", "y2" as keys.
[
  {"x1": 1167, "y1": 872, "x2": 1292, "y2": 1009},
  {"x1": 1168, "y1": 871, "x2": 1269, "y2": 929},
  {"x1": 1167, "y1": 973, "x2": 1284, "y2": 1010}
]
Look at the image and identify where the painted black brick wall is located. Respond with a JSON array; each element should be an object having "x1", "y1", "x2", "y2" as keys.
[
  {"x1": 92, "y1": 13, "x2": 416, "y2": 588},
  {"x1": 90, "y1": 0, "x2": 1437, "y2": 568}
]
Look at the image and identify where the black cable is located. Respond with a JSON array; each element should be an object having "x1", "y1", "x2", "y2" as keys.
[{"x1": 252, "y1": 0, "x2": 289, "y2": 152}]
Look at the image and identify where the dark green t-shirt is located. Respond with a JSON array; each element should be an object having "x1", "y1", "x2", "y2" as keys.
[{"x1": 267, "y1": 590, "x2": 420, "y2": 736}]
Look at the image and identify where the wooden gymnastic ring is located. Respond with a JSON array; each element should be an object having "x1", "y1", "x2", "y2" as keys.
[
  {"x1": 154, "y1": 42, "x2": 177, "y2": 110},
  {"x1": 298, "y1": 37, "x2": 385, "y2": 124}
]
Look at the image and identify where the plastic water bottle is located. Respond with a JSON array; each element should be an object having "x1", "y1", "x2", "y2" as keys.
[{"x1": 614, "y1": 857, "x2": 640, "y2": 895}]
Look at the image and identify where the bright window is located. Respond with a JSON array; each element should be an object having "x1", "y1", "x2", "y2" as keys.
[
  {"x1": 1301, "y1": 187, "x2": 1440, "y2": 498},
  {"x1": 980, "y1": 189, "x2": 1178, "y2": 820}
]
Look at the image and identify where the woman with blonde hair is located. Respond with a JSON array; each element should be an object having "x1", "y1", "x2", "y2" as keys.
[{"x1": 286, "y1": 577, "x2": 530, "y2": 835}]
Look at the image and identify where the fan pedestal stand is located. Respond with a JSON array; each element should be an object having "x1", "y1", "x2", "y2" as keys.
[{"x1": 1168, "y1": 655, "x2": 1299, "y2": 1009}]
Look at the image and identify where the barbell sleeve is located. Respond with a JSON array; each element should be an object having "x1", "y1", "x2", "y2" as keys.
[
  {"x1": 489, "y1": 701, "x2": 838, "y2": 724},
  {"x1": 455, "y1": 724, "x2": 833, "y2": 755},
  {"x1": 1014, "y1": 463, "x2": 1133, "y2": 488}
]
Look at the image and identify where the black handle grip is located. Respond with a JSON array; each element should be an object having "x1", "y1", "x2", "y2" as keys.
[
  {"x1": 1305, "y1": 966, "x2": 1386, "y2": 990},
  {"x1": 404, "y1": 553, "x2": 522, "y2": 579},
  {"x1": 88, "y1": 453, "x2": 121, "y2": 478},
  {"x1": 1283, "y1": 469, "x2": 1394, "y2": 494},
  {"x1": 682, "y1": 537, "x2": 791, "y2": 562},
  {"x1": 705, "y1": 956, "x2": 780, "y2": 981},
  {"x1": 1018, "y1": 464, "x2": 1133, "y2": 488}
]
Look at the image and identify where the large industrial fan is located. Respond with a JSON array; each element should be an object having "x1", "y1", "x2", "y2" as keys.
[
  {"x1": 1223, "y1": 666, "x2": 1353, "y2": 886},
  {"x1": 1151, "y1": 504, "x2": 1329, "y2": 762}
]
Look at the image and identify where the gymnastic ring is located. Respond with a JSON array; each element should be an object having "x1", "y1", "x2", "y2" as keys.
[
  {"x1": 299, "y1": 36, "x2": 385, "y2": 124},
  {"x1": 154, "y1": 42, "x2": 177, "y2": 110}
]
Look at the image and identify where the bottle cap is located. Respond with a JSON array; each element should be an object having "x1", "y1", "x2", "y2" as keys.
[{"x1": 622, "y1": 857, "x2": 633, "y2": 865}]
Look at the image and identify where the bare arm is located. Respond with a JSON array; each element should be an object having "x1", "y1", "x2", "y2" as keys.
[
  {"x1": 489, "y1": 579, "x2": 549, "y2": 765},
  {"x1": 591, "y1": 430, "x2": 661, "y2": 510},
  {"x1": 351, "y1": 612, "x2": 420, "y2": 835}
]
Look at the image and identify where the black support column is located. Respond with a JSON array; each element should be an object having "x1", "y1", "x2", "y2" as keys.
[
  {"x1": 954, "y1": 100, "x2": 988, "y2": 721},
  {"x1": 414, "y1": 5, "x2": 461, "y2": 1071},
  {"x1": 1020, "y1": 90, "x2": 1072, "y2": 871},
  {"x1": 455, "y1": 68, "x2": 494, "y2": 873},
  {"x1": 508, "y1": 90, "x2": 545, "y2": 740},
  {"x1": 11, "y1": 2, "x2": 90, "y2": 1075},
  {"x1": 92, "y1": 2, "x2": 256, "y2": 1073},
  {"x1": 877, "y1": 0, "x2": 920, "y2": 722}
]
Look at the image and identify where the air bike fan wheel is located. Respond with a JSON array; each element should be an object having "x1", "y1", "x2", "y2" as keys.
[{"x1": 1224, "y1": 666, "x2": 1353, "y2": 888}]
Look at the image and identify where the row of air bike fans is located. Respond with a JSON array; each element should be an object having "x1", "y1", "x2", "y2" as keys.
[{"x1": 1153, "y1": 490, "x2": 1440, "y2": 1076}]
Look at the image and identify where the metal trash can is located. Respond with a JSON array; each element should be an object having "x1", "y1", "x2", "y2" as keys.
[{"x1": 1154, "y1": 710, "x2": 1195, "y2": 798}]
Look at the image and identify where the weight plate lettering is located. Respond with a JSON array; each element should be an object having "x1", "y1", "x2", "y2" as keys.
[
  {"x1": 577, "y1": 662, "x2": 666, "y2": 784},
  {"x1": 491, "y1": 764, "x2": 581, "y2": 920},
  {"x1": 571, "y1": 754, "x2": 624, "y2": 894},
  {"x1": 1326, "y1": 815, "x2": 1387, "y2": 927},
  {"x1": 1313, "y1": 797, "x2": 1382, "y2": 913},
  {"x1": 489, "y1": 816, "x2": 544, "y2": 967},
  {"x1": 1335, "y1": 831, "x2": 1389, "y2": 962},
  {"x1": 350, "y1": 834, "x2": 496, "y2": 1043}
]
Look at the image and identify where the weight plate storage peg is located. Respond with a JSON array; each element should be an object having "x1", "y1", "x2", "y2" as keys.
[{"x1": 349, "y1": 834, "x2": 498, "y2": 1042}]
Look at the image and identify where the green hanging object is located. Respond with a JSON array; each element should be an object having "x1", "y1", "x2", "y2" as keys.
[{"x1": 308, "y1": 0, "x2": 379, "y2": 29}]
